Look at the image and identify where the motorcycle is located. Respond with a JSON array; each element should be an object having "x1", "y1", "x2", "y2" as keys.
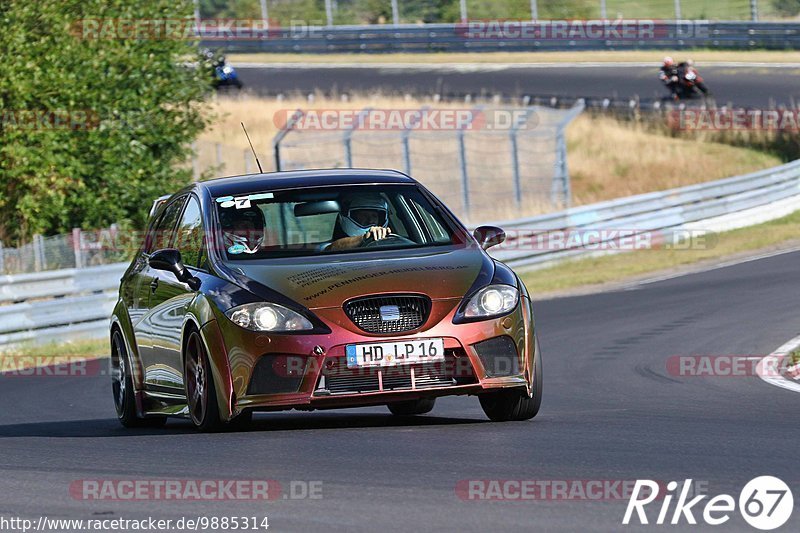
[
  {"x1": 661, "y1": 62, "x2": 710, "y2": 102},
  {"x1": 676, "y1": 64, "x2": 709, "y2": 99},
  {"x1": 200, "y1": 48, "x2": 243, "y2": 90},
  {"x1": 214, "y1": 63, "x2": 243, "y2": 90}
]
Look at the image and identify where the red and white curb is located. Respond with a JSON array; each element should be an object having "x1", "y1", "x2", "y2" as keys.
[{"x1": 757, "y1": 334, "x2": 800, "y2": 393}]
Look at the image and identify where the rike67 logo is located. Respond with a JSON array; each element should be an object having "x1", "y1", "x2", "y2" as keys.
[{"x1": 623, "y1": 476, "x2": 793, "y2": 530}]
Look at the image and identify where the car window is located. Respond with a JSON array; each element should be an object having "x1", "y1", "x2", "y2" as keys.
[
  {"x1": 410, "y1": 198, "x2": 450, "y2": 243},
  {"x1": 175, "y1": 196, "x2": 206, "y2": 269},
  {"x1": 147, "y1": 196, "x2": 186, "y2": 253},
  {"x1": 216, "y1": 184, "x2": 459, "y2": 260}
]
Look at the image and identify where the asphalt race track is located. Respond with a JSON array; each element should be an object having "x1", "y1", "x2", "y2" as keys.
[
  {"x1": 235, "y1": 64, "x2": 800, "y2": 108},
  {"x1": 2, "y1": 251, "x2": 799, "y2": 531}
]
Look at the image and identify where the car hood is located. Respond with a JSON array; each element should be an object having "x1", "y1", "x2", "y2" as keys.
[{"x1": 231, "y1": 246, "x2": 491, "y2": 309}]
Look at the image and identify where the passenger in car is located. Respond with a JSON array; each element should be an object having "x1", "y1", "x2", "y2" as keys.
[{"x1": 220, "y1": 207, "x2": 266, "y2": 255}]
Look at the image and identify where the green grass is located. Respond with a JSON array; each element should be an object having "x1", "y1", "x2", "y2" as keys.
[
  {"x1": 0, "y1": 338, "x2": 108, "y2": 372},
  {"x1": 605, "y1": 0, "x2": 754, "y2": 20},
  {"x1": 519, "y1": 208, "x2": 800, "y2": 295}
]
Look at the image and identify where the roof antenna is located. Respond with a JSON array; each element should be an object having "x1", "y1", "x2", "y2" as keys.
[{"x1": 241, "y1": 122, "x2": 263, "y2": 173}]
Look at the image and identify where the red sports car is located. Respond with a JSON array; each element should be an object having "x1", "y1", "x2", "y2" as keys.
[{"x1": 110, "y1": 169, "x2": 542, "y2": 431}]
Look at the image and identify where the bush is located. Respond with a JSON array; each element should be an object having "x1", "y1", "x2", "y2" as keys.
[
  {"x1": 772, "y1": 0, "x2": 800, "y2": 17},
  {"x1": 0, "y1": 0, "x2": 211, "y2": 245}
]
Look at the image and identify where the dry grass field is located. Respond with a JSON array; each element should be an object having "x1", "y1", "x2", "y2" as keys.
[{"x1": 197, "y1": 95, "x2": 781, "y2": 218}]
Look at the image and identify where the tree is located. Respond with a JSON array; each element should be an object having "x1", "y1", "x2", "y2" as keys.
[
  {"x1": 0, "y1": 0, "x2": 211, "y2": 245},
  {"x1": 772, "y1": 0, "x2": 800, "y2": 17}
]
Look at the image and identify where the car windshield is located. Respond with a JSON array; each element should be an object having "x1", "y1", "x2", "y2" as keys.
[{"x1": 215, "y1": 184, "x2": 461, "y2": 260}]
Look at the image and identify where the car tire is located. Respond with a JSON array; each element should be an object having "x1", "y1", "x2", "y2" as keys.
[
  {"x1": 387, "y1": 398, "x2": 436, "y2": 416},
  {"x1": 185, "y1": 330, "x2": 225, "y2": 432},
  {"x1": 111, "y1": 330, "x2": 167, "y2": 428},
  {"x1": 227, "y1": 410, "x2": 253, "y2": 431},
  {"x1": 479, "y1": 338, "x2": 543, "y2": 422}
]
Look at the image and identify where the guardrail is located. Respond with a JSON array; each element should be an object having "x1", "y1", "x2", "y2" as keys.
[
  {"x1": 0, "y1": 263, "x2": 126, "y2": 347},
  {"x1": 484, "y1": 159, "x2": 800, "y2": 269},
  {"x1": 204, "y1": 22, "x2": 800, "y2": 53},
  {"x1": 2, "y1": 158, "x2": 800, "y2": 346}
]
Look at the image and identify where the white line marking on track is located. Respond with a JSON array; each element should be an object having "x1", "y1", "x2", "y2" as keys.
[{"x1": 757, "y1": 334, "x2": 800, "y2": 394}]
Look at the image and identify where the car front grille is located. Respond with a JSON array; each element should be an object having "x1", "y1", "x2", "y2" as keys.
[
  {"x1": 344, "y1": 295, "x2": 430, "y2": 334},
  {"x1": 315, "y1": 349, "x2": 476, "y2": 396}
]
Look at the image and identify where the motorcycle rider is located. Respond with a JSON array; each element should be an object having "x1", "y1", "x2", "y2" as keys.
[
  {"x1": 659, "y1": 56, "x2": 681, "y2": 100},
  {"x1": 200, "y1": 47, "x2": 225, "y2": 69},
  {"x1": 327, "y1": 192, "x2": 392, "y2": 251}
]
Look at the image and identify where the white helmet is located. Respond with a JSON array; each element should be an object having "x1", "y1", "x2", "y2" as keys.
[
  {"x1": 337, "y1": 193, "x2": 389, "y2": 237},
  {"x1": 220, "y1": 207, "x2": 265, "y2": 255}
]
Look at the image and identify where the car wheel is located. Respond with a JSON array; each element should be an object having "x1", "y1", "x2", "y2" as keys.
[
  {"x1": 228, "y1": 410, "x2": 253, "y2": 431},
  {"x1": 387, "y1": 398, "x2": 436, "y2": 416},
  {"x1": 185, "y1": 331, "x2": 225, "y2": 432},
  {"x1": 111, "y1": 330, "x2": 166, "y2": 428},
  {"x1": 479, "y1": 338, "x2": 543, "y2": 422}
]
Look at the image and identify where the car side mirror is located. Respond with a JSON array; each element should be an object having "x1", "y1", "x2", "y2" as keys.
[
  {"x1": 149, "y1": 248, "x2": 201, "y2": 290},
  {"x1": 473, "y1": 226, "x2": 506, "y2": 251}
]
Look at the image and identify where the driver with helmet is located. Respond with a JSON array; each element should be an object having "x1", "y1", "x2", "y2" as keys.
[
  {"x1": 220, "y1": 206, "x2": 266, "y2": 255},
  {"x1": 327, "y1": 192, "x2": 392, "y2": 251}
]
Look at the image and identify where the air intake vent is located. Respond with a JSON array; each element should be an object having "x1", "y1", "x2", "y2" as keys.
[{"x1": 344, "y1": 295, "x2": 431, "y2": 334}]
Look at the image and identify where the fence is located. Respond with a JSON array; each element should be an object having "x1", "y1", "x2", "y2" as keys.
[
  {"x1": 203, "y1": 21, "x2": 800, "y2": 54},
  {"x1": 200, "y1": 1, "x2": 770, "y2": 26},
  {"x1": 271, "y1": 102, "x2": 585, "y2": 223},
  {"x1": 0, "y1": 226, "x2": 129, "y2": 276}
]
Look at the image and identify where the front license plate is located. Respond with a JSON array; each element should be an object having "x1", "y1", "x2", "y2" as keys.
[{"x1": 346, "y1": 338, "x2": 445, "y2": 369}]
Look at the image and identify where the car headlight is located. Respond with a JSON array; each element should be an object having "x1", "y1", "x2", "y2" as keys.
[
  {"x1": 463, "y1": 284, "x2": 519, "y2": 319},
  {"x1": 225, "y1": 303, "x2": 313, "y2": 332}
]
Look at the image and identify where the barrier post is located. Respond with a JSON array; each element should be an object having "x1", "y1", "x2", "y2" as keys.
[
  {"x1": 510, "y1": 109, "x2": 537, "y2": 209},
  {"x1": 272, "y1": 109, "x2": 304, "y2": 171},
  {"x1": 33, "y1": 234, "x2": 43, "y2": 272},
  {"x1": 343, "y1": 107, "x2": 372, "y2": 168},
  {"x1": 72, "y1": 228, "x2": 83, "y2": 269}
]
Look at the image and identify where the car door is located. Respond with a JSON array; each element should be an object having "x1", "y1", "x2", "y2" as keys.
[
  {"x1": 125, "y1": 211, "x2": 168, "y2": 329},
  {"x1": 135, "y1": 195, "x2": 186, "y2": 391},
  {"x1": 145, "y1": 195, "x2": 207, "y2": 392}
]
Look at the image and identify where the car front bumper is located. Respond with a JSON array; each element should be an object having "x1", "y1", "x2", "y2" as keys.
[{"x1": 205, "y1": 296, "x2": 537, "y2": 420}]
